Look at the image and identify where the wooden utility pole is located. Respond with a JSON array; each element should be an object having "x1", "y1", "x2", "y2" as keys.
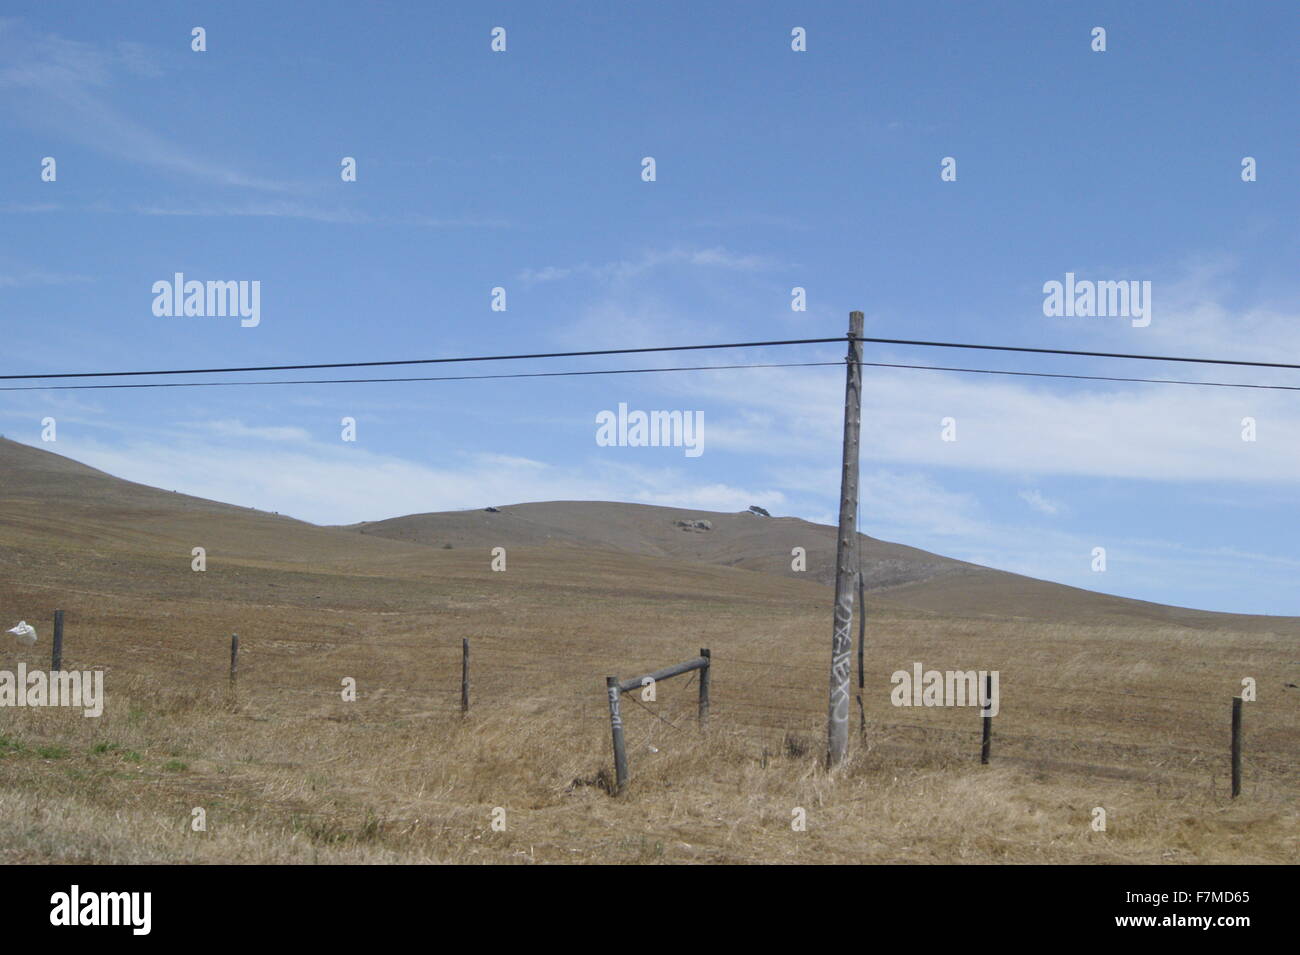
[{"x1": 827, "y1": 311, "x2": 863, "y2": 767}]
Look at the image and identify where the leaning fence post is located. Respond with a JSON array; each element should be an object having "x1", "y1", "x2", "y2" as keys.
[
  {"x1": 606, "y1": 676, "x2": 628, "y2": 794},
  {"x1": 980, "y1": 673, "x2": 993, "y2": 764},
  {"x1": 52, "y1": 610, "x2": 64, "y2": 671},
  {"x1": 461, "y1": 638, "x2": 470, "y2": 716},
  {"x1": 1231, "y1": 696, "x2": 1242, "y2": 798},
  {"x1": 698, "y1": 648, "x2": 711, "y2": 728},
  {"x1": 229, "y1": 633, "x2": 239, "y2": 686}
]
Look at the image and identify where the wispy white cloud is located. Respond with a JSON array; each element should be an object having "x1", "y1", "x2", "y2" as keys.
[
  {"x1": 0, "y1": 20, "x2": 290, "y2": 191},
  {"x1": 551, "y1": 296, "x2": 731, "y2": 351},
  {"x1": 1018, "y1": 489, "x2": 1061, "y2": 515},
  {"x1": 0, "y1": 197, "x2": 509, "y2": 227},
  {"x1": 655, "y1": 350, "x2": 1300, "y2": 485},
  {"x1": 0, "y1": 270, "x2": 92, "y2": 288},
  {"x1": 0, "y1": 202, "x2": 63, "y2": 214},
  {"x1": 40, "y1": 425, "x2": 788, "y2": 527},
  {"x1": 518, "y1": 247, "x2": 775, "y2": 284},
  {"x1": 809, "y1": 465, "x2": 1298, "y2": 614},
  {"x1": 195, "y1": 420, "x2": 313, "y2": 443},
  {"x1": 688, "y1": 212, "x2": 811, "y2": 231},
  {"x1": 133, "y1": 201, "x2": 511, "y2": 228},
  {"x1": 521, "y1": 257, "x2": 1300, "y2": 489},
  {"x1": 1045, "y1": 254, "x2": 1300, "y2": 366}
]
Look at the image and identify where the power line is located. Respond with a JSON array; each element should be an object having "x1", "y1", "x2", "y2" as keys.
[
  {"x1": 857, "y1": 361, "x2": 1300, "y2": 392},
  {"x1": 0, "y1": 361, "x2": 839, "y2": 391},
  {"x1": 0, "y1": 338, "x2": 846, "y2": 381},
  {"x1": 852, "y1": 336, "x2": 1300, "y2": 370},
  {"x1": 4, "y1": 359, "x2": 1298, "y2": 393},
  {"x1": 2, "y1": 334, "x2": 1297, "y2": 382}
]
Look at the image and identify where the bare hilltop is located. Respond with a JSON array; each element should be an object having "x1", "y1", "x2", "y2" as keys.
[{"x1": 0, "y1": 436, "x2": 1295, "y2": 864}]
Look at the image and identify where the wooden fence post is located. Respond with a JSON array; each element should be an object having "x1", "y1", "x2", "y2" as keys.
[
  {"x1": 51, "y1": 610, "x2": 64, "y2": 671},
  {"x1": 606, "y1": 677, "x2": 628, "y2": 794},
  {"x1": 980, "y1": 673, "x2": 993, "y2": 764},
  {"x1": 461, "y1": 638, "x2": 470, "y2": 716},
  {"x1": 229, "y1": 633, "x2": 239, "y2": 685},
  {"x1": 1231, "y1": 696, "x2": 1242, "y2": 798},
  {"x1": 698, "y1": 648, "x2": 711, "y2": 727}
]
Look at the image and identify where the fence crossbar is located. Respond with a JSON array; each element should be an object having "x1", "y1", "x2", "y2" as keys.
[{"x1": 616, "y1": 655, "x2": 709, "y2": 694}]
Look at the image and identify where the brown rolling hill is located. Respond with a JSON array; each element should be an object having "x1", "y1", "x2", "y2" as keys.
[
  {"x1": 0, "y1": 436, "x2": 1294, "y2": 631},
  {"x1": 340, "y1": 500, "x2": 1299, "y2": 631},
  {"x1": 1, "y1": 435, "x2": 1296, "y2": 865}
]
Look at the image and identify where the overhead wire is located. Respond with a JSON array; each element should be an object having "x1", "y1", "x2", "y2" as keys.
[
  {"x1": 2, "y1": 333, "x2": 1297, "y2": 382},
  {"x1": 2, "y1": 359, "x2": 1297, "y2": 392}
]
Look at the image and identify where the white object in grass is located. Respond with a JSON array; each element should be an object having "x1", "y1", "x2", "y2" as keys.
[{"x1": 6, "y1": 621, "x2": 37, "y2": 646}]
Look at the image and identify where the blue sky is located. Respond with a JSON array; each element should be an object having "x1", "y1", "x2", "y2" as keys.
[{"x1": 1, "y1": 2, "x2": 1298, "y2": 614}]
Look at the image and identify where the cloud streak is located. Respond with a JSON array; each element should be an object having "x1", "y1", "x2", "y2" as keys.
[
  {"x1": 45, "y1": 424, "x2": 788, "y2": 527},
  {"x1": 0, "y1": 20, "x2": 290, "y2": 191},
  {"x1": 518, "y1": 247, "x2": 776, "y2": 284}
]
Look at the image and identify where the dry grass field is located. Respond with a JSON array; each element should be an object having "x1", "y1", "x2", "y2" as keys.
[{"x1": 0, "y1": 437, "x2": 1296, "y2": 864}]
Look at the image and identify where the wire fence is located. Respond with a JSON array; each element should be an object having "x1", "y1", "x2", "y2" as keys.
[
  {"x1": 12, "y1": 623, "x2": 1283, "y2": 827},
  {"x1": 62, "y1": 628, "x2": 1283, "y2": 788}
]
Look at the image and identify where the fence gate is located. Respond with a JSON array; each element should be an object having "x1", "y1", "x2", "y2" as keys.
[{"x1": 605, "y1": 649, "x2": 711, "y2": 794}]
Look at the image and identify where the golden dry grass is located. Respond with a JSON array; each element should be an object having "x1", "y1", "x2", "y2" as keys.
[
  {"x1": 1, "y1": 543, "x2": 1295, "y2": 864},
  {"x1": 0, "y1": 438, "x2": 1296, "y2": 864}
]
